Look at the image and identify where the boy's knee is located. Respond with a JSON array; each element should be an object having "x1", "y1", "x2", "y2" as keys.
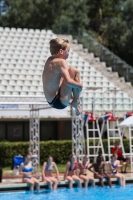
[
  {"x1": 68, "y1": 67, "x2": 80, "y2": 81},
  {"x1": 69, "y1": 67, "x2": 79, "y2": 74}
]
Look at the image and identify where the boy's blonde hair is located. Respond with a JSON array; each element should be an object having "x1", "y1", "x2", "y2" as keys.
[{"x1": 49, "y1": 38, "x2": 69, "y2": 55}]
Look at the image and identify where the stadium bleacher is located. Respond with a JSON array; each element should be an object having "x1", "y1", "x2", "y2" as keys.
[{"x1": 0, "y1": 27, "x2": 132, "y2": 116}]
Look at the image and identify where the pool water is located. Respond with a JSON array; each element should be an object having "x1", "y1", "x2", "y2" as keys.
[{"x1": 0, "y1": 185, "x2": 133, "y2": 200}]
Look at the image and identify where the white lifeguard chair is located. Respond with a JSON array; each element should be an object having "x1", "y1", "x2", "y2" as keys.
[
  {"x1": 100, "y1": 89, "x2": 126, "y2": 159},
  {"x1": 85, "y1": 111, "x2": 105, "y2": 162},
  {"x1": 100, "y1": 111, "x2": 125, "y2": 159}
]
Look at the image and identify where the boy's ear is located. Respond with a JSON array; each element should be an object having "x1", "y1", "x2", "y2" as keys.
[{"x1": 59, "y1": 49, "x2": 63, "y2": 54}]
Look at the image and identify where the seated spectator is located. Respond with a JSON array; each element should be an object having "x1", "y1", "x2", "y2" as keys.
[
  {"x1": 20, "y1": 154, "x2": 40, "y2": 193},
  {"x1": 88, "y1": 154, "x2": 112, "y2": 188},
  {"x1": 111, "y1": 142, "x2": 129, "y2": 173},
  {"x1": 19, "y1": 153, "x2": 31, "y2": 172},
  {"x1": 42, "y1": 156, "x2": 59, "y2": 191},
  {"x1": 78, "y1": 155, "x2": 95, "y2": 188},
  {"x1": 64, "y1": 154, "x2": 81, "y2": 189},
  {"x1": 109, "y1": 154, "x2": 125, "y2": 187},
  {"x1": 24, "y1": 153, "x2": 31, "y2": 165}
]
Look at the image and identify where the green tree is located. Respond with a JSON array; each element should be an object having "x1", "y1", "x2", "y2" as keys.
[
  {"x1": 102, "y1": 17, "x2": 126, "y2": 53},
  {"x1": 0, "y1": 0, "x2": 35, "y2": 28},
  {"x1": 101, "y1": 0, "x2": 133, "y2": 66},
  {"x1": 0, "y1": 0, "x2": 89, "y2": 32},
  {"x1": 86, "y1": 0, "x2": 126, "y2": 32},
  {"x1": 56, "y1": 0, "x2": 89, "y2": 33}
]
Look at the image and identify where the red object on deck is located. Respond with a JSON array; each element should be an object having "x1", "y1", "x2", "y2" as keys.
[
  {"x1": 105, "y1": 112, "x2": 117, "y2": 121},
  {"x1": 85, "y1": 111, "x2": 96, "y2": 121},
  {"x1": 126, "y1": 112, "x2": 133, "y2": 118}
]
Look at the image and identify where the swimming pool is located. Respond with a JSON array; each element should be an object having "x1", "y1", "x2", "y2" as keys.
[{"x1": 0, "y1": 185, "x2": 132, "y2": 200}]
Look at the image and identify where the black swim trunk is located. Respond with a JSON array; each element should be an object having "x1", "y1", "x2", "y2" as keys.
[
  {"x1": 80, "y1": 173, "x2": 87, "y2": 176},
  {"x1": 117, "y1": 157, "x2": 128, "y2": 162},
  {"x1": 48, "y1": 90, "x2": 67, "y2": 110}
]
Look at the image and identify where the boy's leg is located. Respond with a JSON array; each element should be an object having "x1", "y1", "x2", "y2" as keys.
[
  {"x1": 69, "y1": 67, "x2": 80, "y2": 101},
  {"x1": 60, "y1": 67, "x2": 82, "y2": 115}
]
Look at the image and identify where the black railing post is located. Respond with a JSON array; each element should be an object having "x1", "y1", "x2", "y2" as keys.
[
  {"x1": 59, "y1": 24, "x2": 62, "y2": 34},
  {"x1": 68, "y1": 22, "x2": 70, "y2": 35},
  {"x1": 88, "y1": 36, "x2": 91, "y2": 53},
  {"x1": 126, "y1": 65, "x2": 129, "y2": 82},
  {"x1": 113, "y1": 55, "x2": 116, "y2": 72},
  {"x1": 78, "y1": 28, "x2": 81, "y2": 43},
  {"x1": 100, "y1": 45, "x2": 103, "y2": 61},
  {"x1": 98, "y1": 43, "x2": 100, "y2": 57}
]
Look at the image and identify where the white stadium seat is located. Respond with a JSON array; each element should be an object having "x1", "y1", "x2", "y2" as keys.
[
  {"x1": 11, "y1": 28, "x2": 16, "y2": 32},
  {"x1": 4, "y1": 91, "x2": 12, "y2": 95},
  {"x1": 17, "y1": 28, "x2": 23, "y2": 33},
  {"x1": 0, "y1": 27, "x2": 131, "y2": 113},
  {"x1": 11, "y1": 74, "x2": 19, "y2": 80},
  {"x1": 14, "y1": 85, "x2": 22, "y2": 91},
  {"x1": 0, "y1": 27, "x2": 4, "y2": 32},
  {"x1": 23, "y1": 28, "x2": 29, "y2": 33},
  {"x1": 12, "y1": 91, "x2": 20, "y2": 95},
  {"x1": 3, "y1": 31, "x2": 9, "y2": 36},
  {"x1": 20, "y1": 91, "x2": 27, "y2": 95}
]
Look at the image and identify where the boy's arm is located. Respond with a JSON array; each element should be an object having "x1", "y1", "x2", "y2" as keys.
[
  {"x1": 60, "y1": 60, "x2": 83, "y2": 91},
  {"x1": 88, "y1": 164, "x2": 97, "y2": 175}
]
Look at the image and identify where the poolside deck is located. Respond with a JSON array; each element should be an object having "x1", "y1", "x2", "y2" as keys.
[{"x1": 1, "y1": 172, "x2": 133, "y2": 192}]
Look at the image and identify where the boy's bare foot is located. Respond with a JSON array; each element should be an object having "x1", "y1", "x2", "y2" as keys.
[{"x1": 70, "y1": 101, "x2": 82, "y2": 116}]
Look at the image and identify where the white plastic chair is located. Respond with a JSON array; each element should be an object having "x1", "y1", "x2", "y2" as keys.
[
  {"x1": 11, "y1": 28, "x2": 16, "y2": 32},
  {"x1": 21, "y1": 32, "x2": 27, "y2": 38},
  {"x1": 0, "y1": 27, "x2": 4, "y2": 32},
  {"x1": 3, "y1": 59, "x2": 10, "y2": 64},
  {"x1": 17, "y1": 80, "x2": 24, "y2": 86},
  {"x1": 9, "y1": 80, "x2": 16, "y2": 85},
  {"x1": 1, "y1": 79, "x2": 9, "y2": 85},
  {"x1": 17, "y1": 28, "x2": 23, "y2": 33},
  {"x1": 23, "y1": 28, "x2": 29, "y2": 33},
  {"x1": 19, "y1": 74, "x2": 26, "y2": 80},
  {"x1": 0, "y1": 85, "x2": 6, "y2": 91},
  {"x1": 20, "y1": 91, "x2": 27, "y2": 95},
  {"x1": 13, "y1": 68, "x2": 21, "y2": 74},
  {"x1": 26, "y1": 74, "x2": 33, "y2": 80},
  {"x1": 4, "y1": 74, "x2": 11, "y2": 80},
  {"x1": 8, "y1": 32, "x2": 15, "y2": 38},
  {"x1": 4, "y1": 91, "x2": 12, "y2": 95},
  {"x1": 14, "y1": 85, "x2": 22, "y2": 91},
  {"x1": 12, "y1": 91, "x2": 20, "y2": 95},
  {"x1": 41, "y1": 29, "x2": 47, "y2": 34},
  {"x1": 22, "y1": 85, "x2": 30, "y2": 91},
  {"x1": 24, "y1": 80, "x2": 31, "y2": 86}
]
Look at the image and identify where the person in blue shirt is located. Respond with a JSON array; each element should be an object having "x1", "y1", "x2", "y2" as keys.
[{"x1": 20, "y1": 154, "x2": 40, "y2": 193}]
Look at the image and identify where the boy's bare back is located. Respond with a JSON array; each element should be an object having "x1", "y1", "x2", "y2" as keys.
[
  {"x1": 43, "y1": 56, "x2": 67, "y2": 103},
  {"x1": 42, "y1": 38, "x2": 83, "y2": 115}
]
